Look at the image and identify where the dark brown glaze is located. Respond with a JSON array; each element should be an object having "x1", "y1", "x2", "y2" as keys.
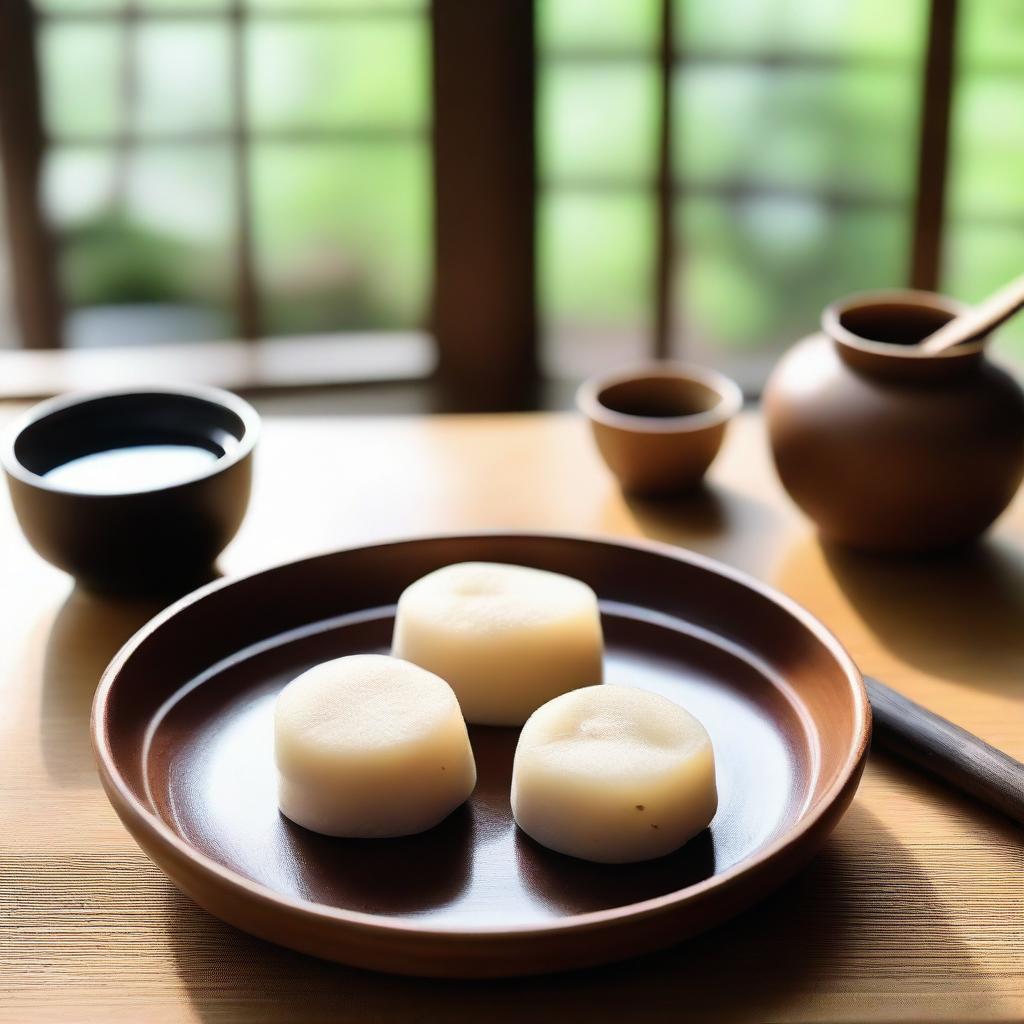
[
  {"x1": 92, "y1": 534, "x2": 868, "y2": 977},
  {"x1": 764, "y1": 290, "x2": 1024, "y2": 553},
  {"x1": 1, "y1": 387, "x2": 258, "y2": 594},
  {"x1": 577, "y1": 364, "x2": 742, "y2": 497}
]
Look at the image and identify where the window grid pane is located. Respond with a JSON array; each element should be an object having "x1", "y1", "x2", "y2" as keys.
[
  {"x1": 29, "y1": 3, "x2": 1024, "y2": 374},
  {"x1": 36, "y1": 3, "x2": 430, "y2": 346},
  {"x1": 540, "y1": 0, "x2": 930, "y2": 381},
  {"x1": 944, "y1": 0, "x2": 1024, "y2": 361}
]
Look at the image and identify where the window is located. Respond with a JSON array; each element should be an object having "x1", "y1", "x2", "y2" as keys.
[
  {"x1": 2, "y1": 0, "x2": 1023, "y2": 399},
  {"x1": 540, "y1": 0, "x2": 1024, "y2": 392},
  {"x1": 944, "y1": 0, "x2": 1024, "y2": 359},
  {"x1": 31, "y1": 0, "x2": 429, "y2": 348}
]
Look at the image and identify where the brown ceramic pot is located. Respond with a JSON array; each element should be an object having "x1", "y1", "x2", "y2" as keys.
[{"x1": 764, "y1": 290, "x2": 1024, "y2": 553}]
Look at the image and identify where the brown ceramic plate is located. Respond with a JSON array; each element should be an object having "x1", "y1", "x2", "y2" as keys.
[{"x1": 92, "y1": 533, "x2": 869, "y2": 977}]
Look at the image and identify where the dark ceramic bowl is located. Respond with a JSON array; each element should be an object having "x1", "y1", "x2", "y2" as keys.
[{"x1": 1, "y1": 386, "x2": 259, "y2": 594}]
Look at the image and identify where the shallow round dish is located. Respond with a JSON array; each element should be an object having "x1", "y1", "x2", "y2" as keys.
[{"x1": 92, "y1": 533, "x2": 869, "y2": 977}]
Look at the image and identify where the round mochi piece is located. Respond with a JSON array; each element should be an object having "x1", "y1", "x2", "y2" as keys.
[
  {"x1": 274, "y1": 654, "x2": 476, "y2": 838},
  {"x1": 511, "y1": 685, "x2": 717, "y2": 863},
  {"x1": 391, "y1": 561, "x2": 604, "y2": 726}
]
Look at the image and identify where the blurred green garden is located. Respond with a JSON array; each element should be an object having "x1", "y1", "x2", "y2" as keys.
[{"x1": 34, "y1": 0, "x2": 1024, "y2": 382}]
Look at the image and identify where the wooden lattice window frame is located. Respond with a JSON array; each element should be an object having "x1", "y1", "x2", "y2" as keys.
[{"x1": 0, "y1": 0, "x2": 958, "y2": 407}]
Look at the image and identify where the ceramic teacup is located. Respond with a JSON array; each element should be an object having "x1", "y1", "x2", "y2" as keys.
[{"x1": 577, "y1": 363, "x2": 742, "y2": 497}]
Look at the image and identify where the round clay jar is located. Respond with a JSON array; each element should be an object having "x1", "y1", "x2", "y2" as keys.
[{"x1": 764, "y1": 289, "x2": 1024, "y2": 553}]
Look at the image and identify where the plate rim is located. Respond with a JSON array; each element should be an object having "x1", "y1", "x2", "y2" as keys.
[{"x1": 91, "y1": 530, "x2": 870, "y2": 940}]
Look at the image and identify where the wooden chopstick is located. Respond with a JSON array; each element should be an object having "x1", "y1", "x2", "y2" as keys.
[{"x1": 864, "y1": 675, "x2": 1024, "y2": 825}]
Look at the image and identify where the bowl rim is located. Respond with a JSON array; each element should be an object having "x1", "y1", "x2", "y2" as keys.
[
  {"x1": 576, "y1": 362, "x2": 743, "y2": 434},
  {"x1": 0, "y1": 384, "x2": 260, "y2": 496},
  {"x1": 91, "y1": 530, "x2": 870, "y2": 943}
]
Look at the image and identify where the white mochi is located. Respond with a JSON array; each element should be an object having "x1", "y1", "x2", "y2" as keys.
[
  {"x1": 392, "y1": 562, "x2": 604, "y2": 726},
  {"x1": 274, "y1": 654, "x2": 476, "y2": 838},
  {"x1": 511, "y1": 685, "x2": 717, "y2": 863}
]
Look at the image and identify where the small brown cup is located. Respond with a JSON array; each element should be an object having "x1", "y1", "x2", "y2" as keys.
[{"x1": 577, "y1": 364, "x2": 743, "y2": 497}]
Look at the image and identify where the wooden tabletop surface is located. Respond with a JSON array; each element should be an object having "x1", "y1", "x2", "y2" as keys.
[{"x1": 2, "y1": 408, "x2": 1022, "y2": 1023}]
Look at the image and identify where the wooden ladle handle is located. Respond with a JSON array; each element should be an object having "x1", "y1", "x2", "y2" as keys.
[{"x1": 920, "y1": 273, "x2": 1024, "y2": 354}]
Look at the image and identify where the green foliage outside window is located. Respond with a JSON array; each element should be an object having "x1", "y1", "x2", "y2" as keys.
[{"x1": 35, "y1": 0, "x2": 1024, "y2": 370}]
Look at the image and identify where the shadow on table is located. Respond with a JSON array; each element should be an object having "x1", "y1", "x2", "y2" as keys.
[
  {"x1": 821, "y1": 537, "x2": 1024, "y2": 697},
  {"x1": 40, "y1": 574, "x2": 219, "y2": 787},
  {"x1": 165, "y1": 803, "x2": 998, "y2": 1024},
  {"x1": 617, "y1": 483, "x2": 791, "y2": 579},
  {"x1": 870, "y1": 748, "x2": 1023, "y2": 846}
]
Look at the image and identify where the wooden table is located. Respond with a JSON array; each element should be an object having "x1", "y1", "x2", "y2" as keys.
[{"x1": 2, "y1": 409, "x2": 1022, "y2": 1023}]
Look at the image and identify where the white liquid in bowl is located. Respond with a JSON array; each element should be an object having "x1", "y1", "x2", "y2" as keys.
[{"x1": 44, "y1": 444, "x2": 220, "y2": 494}]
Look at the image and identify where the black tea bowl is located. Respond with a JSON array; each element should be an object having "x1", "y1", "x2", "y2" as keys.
[{"x1": 1, "y1": 386, "x2": 259, "y2": 594}]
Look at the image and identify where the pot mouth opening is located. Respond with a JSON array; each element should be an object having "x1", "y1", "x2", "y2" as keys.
[{"x1": 823, "y1": 289, "x2": 984, "y2": 362}]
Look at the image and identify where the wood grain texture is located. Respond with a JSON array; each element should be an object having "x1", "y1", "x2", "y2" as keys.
[
  {"x1": 0, "y1": 0, "x2": 63, "y2": 349},
  {"x1": 431, "y1": 0, "x2": 537, "y2": 410},
  {"x1": 2, "y1": 407, "x2": 1023, "y2": 1022}
]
